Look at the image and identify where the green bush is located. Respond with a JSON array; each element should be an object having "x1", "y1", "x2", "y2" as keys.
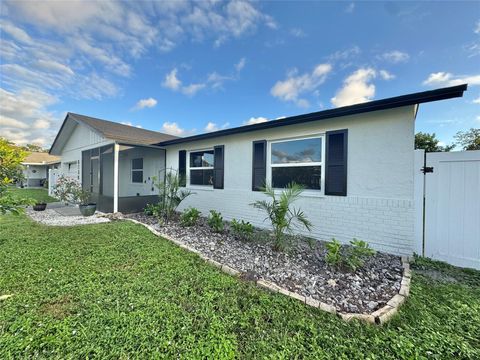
[
  {"x1": 325, "y1": 238, "x2": 342, "y2": 267},
  {"x1": 144, "y1": 203, "x2": 161, "y2": 217},
  {"x1": 230, "y1": 219, "x2": 254, "y2": 241},
  {"x1": 207, "y1": 210, "x2": 224, "y2": 233},
  {"x1": 325, "y1": 238, "x2": 376, "y2": 271},
  {"x1": 180, "y1": 207, "x2": 201, "y2": 227}
]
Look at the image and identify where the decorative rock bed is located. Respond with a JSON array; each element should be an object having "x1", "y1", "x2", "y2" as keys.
[
  {"x1": 26, "y1": 208, "x2": 110, "y2": 226},
  {"x1": 124, "y1": 213, "x2": 411, "y2": 325}
]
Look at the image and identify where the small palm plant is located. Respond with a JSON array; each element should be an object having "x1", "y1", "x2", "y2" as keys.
[
  {"x1": 251, "y1": 183, "x2": 312, "y2": 251},
  {"x1": 153, "y1": 169, "x2": 192, "y2": 223}
]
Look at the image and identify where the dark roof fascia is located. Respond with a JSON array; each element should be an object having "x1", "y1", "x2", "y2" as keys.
[
  {"x1": 49, "y1": 113, "x2": 71, "y2": 155},
  {"x1": 157, "y1": 84, "x2": 467, "y2": 146}
]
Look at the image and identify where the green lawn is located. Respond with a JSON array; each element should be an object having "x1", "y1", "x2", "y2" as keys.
[
  {"x1": 7, "y1": 187, "x2": 57, "y2": 203},
  {"x1": 1, "y1": 214, "x2": 479, "y2": 359}
]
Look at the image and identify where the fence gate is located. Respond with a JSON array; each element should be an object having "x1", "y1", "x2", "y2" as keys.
[{"x1": 423, "y1": 150, "x2": 480, "y2": 270}]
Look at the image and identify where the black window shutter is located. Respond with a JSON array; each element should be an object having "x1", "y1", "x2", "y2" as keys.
[
  {"x1": 178, "y1": 150, "x2": 186, "y2": 187},
  {"x1": 252, "y1": 140, "x2": 267, "y2": 191},
  {"x1": 325, "y1": 129, "x2": 348, "y2": 196},
  {"x1": 213, "y1": 145, "x2": 224, "y2": 189}
]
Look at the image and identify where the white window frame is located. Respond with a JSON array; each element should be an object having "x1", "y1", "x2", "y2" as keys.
[
  {"x1": 267, "y1": 134, "x2": 325, "y2": 195},
  {"x1": 131, "y1": 158, "x2": 143, "y2": 184},
  {"x1": 187, "y1": 148, "x2": 214, "y2": 189}
]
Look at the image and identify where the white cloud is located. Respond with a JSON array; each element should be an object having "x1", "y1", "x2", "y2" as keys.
[
  {"x1": 163, "y1": 69, "x2": 182, "y2": 91},
  {"x1": 379, "y1": 50, "x2": 410, "y2": 63},
  {"x1": 475, "y1": 20, "x2": 480, "y2": 34},
  {"x1": 0, "y1": 115, "x2": 29, "y2": 129},
  {"x1": 379, "y1": 70, "x2": 395, "y2": 80},
  {"x1": 121, "y1": 122, "x2": 143, "y2": 128},
  {"x1": 33, "y1": 119, "x2": 51, "y2": 129},
  {"x1": 244, "y1": 116, "x2": 269, "y2": 125},
  {"x1": 476, "y1": 115, "x2": 480, "y2": 123},
  {"x1": 182, "y1": 83, "x2": 206, "y2": 96},
  {"x1": 345, "y1": 3, "x2": 355, "y2": 13},
  {"x1": 161, "y1": 122, "x2": 185, "y2": 136},
  {"x1": 204, "y1": 121, "x2": 230, "y2": 132},
  {"x1": 271, "y1": 63, "x2": 333, "y2": 107},
  {"x1": 423, "y1": 72, "x2": 480, "y2": 87},
  {"x1": 35, "y1": 59, "x2": 74, "y2": 76},
  {"x1": 473, "y1": 96, "x2": 480, "y2": 104},
  {"x1": 331, "y1": 68, "x2": 376, "y2": 107},
  {"x1": 235, "y1": 57, "x2": 246, "y2": 72},
  {"x1": 204, "y1": 122, "x2": 218, "y2": 132},
  {"x1": 328, "y1": 46, "x2": 361, "y2": 61},
  {"x1": 290, "y1": 28, "x2": 306, "y2": 38},
  {"x1": 133, "y1": 97, "x2": 157, "y2": 110},
  {"x1": 0, "y1": 87, "x2": 60, "y2": 146},
  {"x1": 0, "y1": 20, "x2": 33, "y2": 44}
]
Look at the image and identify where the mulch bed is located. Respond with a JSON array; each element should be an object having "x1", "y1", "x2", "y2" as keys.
[{"x1": 125, "y1": 213, "x2": 403, "y2": 314}]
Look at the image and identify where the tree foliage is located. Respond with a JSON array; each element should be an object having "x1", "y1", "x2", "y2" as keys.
[
  {"x1": 415, "y1": 132, "x2": 454, "y2": 152},
  {"x1": 454, "y1": 128, "x2": 480, "y2": 151},
  {"x1": 0, "y1": 138, "x2": 34, "y2": 214}
]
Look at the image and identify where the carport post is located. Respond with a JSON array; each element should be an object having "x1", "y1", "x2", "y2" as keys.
[{"x1": 113, "y1": 143, "x2": 119, "y2": 213}]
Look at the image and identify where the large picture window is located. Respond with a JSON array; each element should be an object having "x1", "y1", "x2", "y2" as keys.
[
  {"x1": 189, "y1": 150, "x2": 214, "y2": 186},
  {"x1": 131, "y1": 158, "x2": 143, "y2": 183},
  {"x1": 270, "y1": 137, "x2": 323, "y2": 190}
]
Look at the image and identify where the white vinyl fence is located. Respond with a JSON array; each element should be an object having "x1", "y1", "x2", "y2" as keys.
[{"x1": 415, "y1": 149, "x2": 480, "y2": 270}]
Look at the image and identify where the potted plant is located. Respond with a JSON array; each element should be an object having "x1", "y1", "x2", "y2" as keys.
[
  {"x1": 75, "y1": 188, "x2": 96, "y2": 217},
  {"x1": 33, "y1": 202, "x2": 47, "y2": 211}
]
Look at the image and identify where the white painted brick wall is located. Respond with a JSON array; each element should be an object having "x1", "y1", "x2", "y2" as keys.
[{"x1": 178, "y1": 189, "x2": 414, "y2": 256}]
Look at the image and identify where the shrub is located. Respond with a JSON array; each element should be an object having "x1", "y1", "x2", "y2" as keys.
[
  {"x1": 153, "y1": 169, "x2": 192, "y2": 223},
  {"x1": 230, "y1": 219, "x2": 254, "y2": 241},
  {"x1": 325, "y1": 238, "x2": 376, "y2": 271},
  {"x1": 181, "y1": 207, "x2": 201, "y2": 227},
  {"x1": 52, "y1": 175, "x2": 91, "y2": 205},
  {"x1": 348, "y1": 239, "x2": 376, "y2": 270},
  {"x1": 144, "y1": 203, "x2": 161, "y2": 217},
  {"x1": 207, "y1": 210, "x2": 224, "y2": 233},
  {"x1": 251, "y1": 183, "x2": 312, "y2": 251},
  {"x1": 325, "y1": 238, "x2": 343, "y2": 267}
]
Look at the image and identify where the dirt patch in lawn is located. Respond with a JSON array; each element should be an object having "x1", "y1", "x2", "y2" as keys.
[{"x1": 40, "y1": 296, "x2": 76, "y2": 319}]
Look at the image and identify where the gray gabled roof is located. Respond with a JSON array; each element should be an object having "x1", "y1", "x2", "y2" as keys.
[{"x1": 50, "y1": 112, "x2": 177, "y2": 154}]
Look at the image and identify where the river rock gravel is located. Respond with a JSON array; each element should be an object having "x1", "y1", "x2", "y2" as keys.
[
  {"x1": 126, "y1": 213, "x2": 403, "y2": 314},
  {"x1": 26, "y1": 209, "x2": 110, "y2": 226}
]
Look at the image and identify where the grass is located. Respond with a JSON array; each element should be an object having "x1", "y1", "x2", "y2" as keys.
[
  {"x1": 6, "y1": 187, "x2": 57, "y2": 204},
  {"x1": 0, "y1": 214, "x2": 479, "y2": 359}
]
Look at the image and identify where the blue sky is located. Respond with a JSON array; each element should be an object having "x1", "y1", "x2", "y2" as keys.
[{"x1": 0, "y1": 1, "x2": 479, "y2": 148}]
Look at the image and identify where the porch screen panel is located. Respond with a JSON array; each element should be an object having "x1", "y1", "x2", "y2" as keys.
[{"x1": 81, "y1": 150, "x2": 91, "y2": 192}]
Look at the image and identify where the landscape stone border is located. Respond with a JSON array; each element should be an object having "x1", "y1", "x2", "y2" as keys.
[{"x1": 122, "y1": 217, "x2": 411, "y2": 325}]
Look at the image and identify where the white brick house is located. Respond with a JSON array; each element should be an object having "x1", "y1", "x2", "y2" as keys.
[{"x1": 49, "y1": 84, "x2": 467, "y2": 255}]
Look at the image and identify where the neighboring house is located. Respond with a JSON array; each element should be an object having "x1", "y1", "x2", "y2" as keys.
[
  {"x1": 21, "y1": 152, "x2": 60, "y2": 187},
  {"x1": 49, "y1": 84, "x2": 467, "y2": 255}
]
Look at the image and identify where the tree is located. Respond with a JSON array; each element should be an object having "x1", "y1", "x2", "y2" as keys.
[
  {"x1": 453, "y1": 128, "x2": 480, "y2": 151},
  {"x1": 415, "y1": 132, "x2": 454, "y2": 152},
  {"x1": 0, "y1": 138, "x2": 27, "y2": 186},
  {"x1": 22, "y1": 144, "x2": 47, "y2": 152},
  {"x1": 0, "y1": 138, "x2": 34, "y2": 214}
]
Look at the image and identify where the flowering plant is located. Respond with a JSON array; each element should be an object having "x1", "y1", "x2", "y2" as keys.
[{"x1": 52, "y1": 175, "x2": 91, "y2": 205}]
